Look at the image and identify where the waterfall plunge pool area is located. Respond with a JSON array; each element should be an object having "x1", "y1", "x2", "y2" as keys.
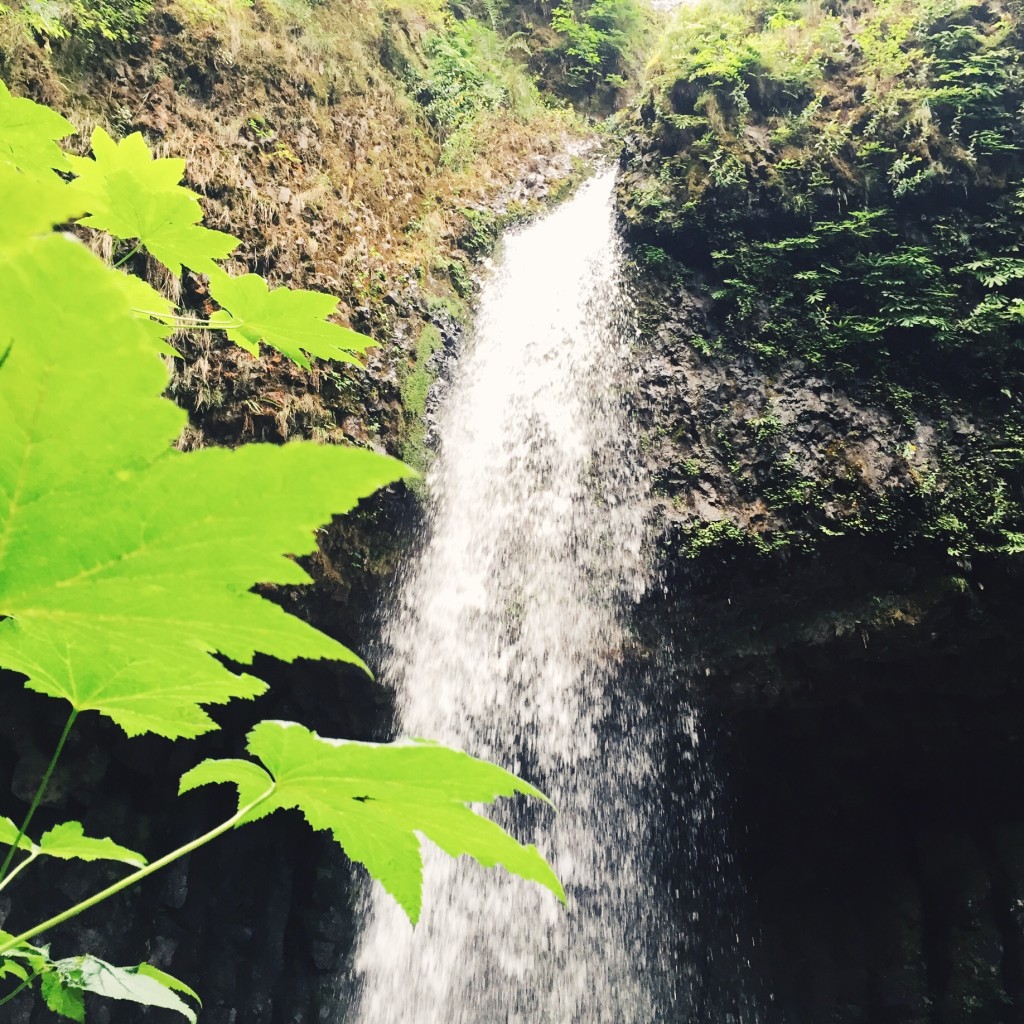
[{"x1": 332, "y1": 170, "x2": 760, "y2": 1024}]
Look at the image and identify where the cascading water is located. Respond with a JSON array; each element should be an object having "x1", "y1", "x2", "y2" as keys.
[{"x1": 344, "y1": 168, "x2": 680, "y2": 1022}]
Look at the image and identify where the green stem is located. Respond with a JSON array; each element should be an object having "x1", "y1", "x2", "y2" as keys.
[
  {"x1": 0, "y1": 969, "x2": 41, "y2": 1007},
  {"x1": 0, "y1": 709, "x2": 78, "y2": 886},
  {"x1": 0, "y1": 851, "x2": 39, "y2": 895},
  {"x1": 128, "y1": 312, "x2": 243, "y2": 330},
  {"x1": 0, "y1": 785, "x2": 275, "y2": 958},
  {"x1": 113, "y1": 242, "x2": 142, "y2": 269}
]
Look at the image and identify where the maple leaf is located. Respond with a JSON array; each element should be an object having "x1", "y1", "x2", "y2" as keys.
[
  {"x1": 0, "y1": 819, "x2": 146, "y2": 868},
  {"x1": 207, "y1": 268, "x2": 375, "y2": 368},
  {"x1": 66, "y1": 128, "x2": 238, "y2": 275},
  {"x1": 181, "y1": 721, "x2": 567, "y2": 924},
  {"x1": 0, "y1": 80, "x2": 74, "y2": 176},
  {"x1": 25, "y1": 951, "x2": 200, "y2": 1024},
  {"x1": 0, "y1": 91, "x2": 563, "y2": 950},
  {"x1": 0, "y1": 162, "x2": 411, "y2": 740}
]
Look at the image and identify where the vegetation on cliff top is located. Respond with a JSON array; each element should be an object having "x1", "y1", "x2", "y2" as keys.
[
  {"x1": 0, "y1": 0, "x2": 650, "y2": 492},
  {"x1": 619, "y1": 0, "x2": 1024, "y2": 562}
]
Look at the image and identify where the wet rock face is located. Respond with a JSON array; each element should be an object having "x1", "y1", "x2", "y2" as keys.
[
  {"x1": 624, "y1": 216, "x2": 1024, "y2": 1023},
  {"x1": 630, "y1": 367, "x2": 1024, "y2": 1023},
  {"x1": 638, "y1": 526, "x2": 1024, "y2": 1023},
  {"x1": 626, "y1": 276, "x2": 1024, "y2": 1018},
  {"x1": 628, "y1": 269, "x2": 949, "y2": 559}
]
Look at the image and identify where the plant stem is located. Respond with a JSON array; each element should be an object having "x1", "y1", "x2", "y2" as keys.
[
  {"x1": 0, "y1": 851, "x2": 39, "y2": 895},
  {"x1": 0, "y1": 709, "x2": 78, "y2": 886},
  {"x1": 0, "y1": 970, "x2": 41, "y2": 1007},
  {"x1": 113, "y1": 242, "x2": 142, "y2": 269},
  {"x1": 0, "y1": 785, "x2": 275, "y2": 958}
]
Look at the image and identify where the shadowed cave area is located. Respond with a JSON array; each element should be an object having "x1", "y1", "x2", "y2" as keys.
[{"x1": 658, "y1": 548, "x2": 1024, "y2": 1024}]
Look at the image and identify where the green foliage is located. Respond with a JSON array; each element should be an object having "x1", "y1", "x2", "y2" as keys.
[
  {"x1": 680, "y1": 517, "x2": 784, "y2": 558},
  {"x1": 0, "y1": 83, "x2": 563, "y2": 1019},
  {"x1": 621, "y1": 0, "x2": 1024, "y2": 562},
  {"x1": 0, "y1": 81, "x2": 73, "y2": 176},
  {"x1": 652, "y1": 3, "x2": 760, "y2": 87},
  {"x1": 0, "y1": 819, "x2": 146, "y2": 867},
  {"x1": 64, "y1": 0, "x2": 153, "y2": 41},
  {"x1": 708, "y1": 204, "x2": 1024, "y2": 375},
  {"x1": 207, "y1": 268, "x2": 374, "y2": 368},
  {"x1": 182, "y1": 721, "x2": 565, "y2": 923},
  {"x1": 40, "y1": 971, "x2": 85, "y2": 1022},
  {"x1": 547, "y1": 0, "x2": 650, "y2": 103},
  {"x1": 400, "y1": 323, "x2": 444, "y2": 476},
  {"x1": 550, "y1": 0, "x2": 639, "y2": 85},
  {"x1": 43, "y1": 954, "x2": 199, "y2": 1022},
  {"x1": 626, "y1": 0, "x2": 1023, "y2": 240},
  {"x1": 67, "y1": 128, "x2": 239, "y2": 275},
  {"x1": 2, "y1": 0, "x2": 153, "y2": 45},
  {"x1": 625, "y1": 0, "x2": 1024, "y2": 381},
  {"x1": 417, "y1": 17, "x2": 542, "y2": 167},
  {"x1": 0, "y1": 931, "x2": 200, "y2": 1021},
  {"x1": 636, "y1": 243, "x2": 670, "y2": 267}
]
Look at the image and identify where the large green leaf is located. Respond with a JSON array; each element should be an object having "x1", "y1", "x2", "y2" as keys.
[
  {"x1": 66, "y1": 128, "x2": 238, "y2": 275},
  {"x1": 207, "y1": 268, "x2": 375, "y2": 368},
  {"x1": 32, "y1": 953, "x2": 199, "y2": 1023},
  {"x1": 0, "y1": 161, "x2": 81, "y2": 238},
  {"x1": 0, "y1": 161, "x2": 412, "y2": 739},
  {"x1": 0, "y1": 817, "x2": 32, "y2": 852},
  {"x1": 0, "y1": 80, "x2": 74, "y2": 176},
  {"x1": 58, "y1": 955, "x2": 198, "y2": 1022},
  {"x1": 37, "y1": 822, "x2": 146, "y2": 867},
  {"x1": 180, "y1": 721, "x2": 566, "y2": 924},
  {"x1": 0, "y1": 818, "x2": 145, "y2": 867},
  {"x1": 41, "y1": 970, "x2": 85, "y2": 1022}
]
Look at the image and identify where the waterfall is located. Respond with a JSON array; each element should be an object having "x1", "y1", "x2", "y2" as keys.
[{"x1": 345, "y1": 169, "x2": 677, "y2": 1022}]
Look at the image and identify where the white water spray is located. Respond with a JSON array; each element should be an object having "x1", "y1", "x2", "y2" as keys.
[{"x1": 346, "y1": 170, "x2": 677, "y2": 1022}]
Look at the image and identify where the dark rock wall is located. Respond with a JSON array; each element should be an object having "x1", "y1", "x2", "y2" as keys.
[
  {"x1": 616, "y1": 4, "x2": 1024, "y2": 1018},
  {"x1": 639, "y1": 529, "x2": 1024, "y2": 1022}
]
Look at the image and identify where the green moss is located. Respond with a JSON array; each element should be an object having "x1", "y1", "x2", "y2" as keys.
[
  {"x1": 619, "y1": 0, "x2": 1024, "y2": 563},
  {"x1": 424, "y1": 292, "x2": 467, "y2": 322},
  {"x1": 680, "y1": 518, "x2": 787, "y2": 558},
  {"x1": 400, "y1": 324, "x2": 444, "y2": 482}
]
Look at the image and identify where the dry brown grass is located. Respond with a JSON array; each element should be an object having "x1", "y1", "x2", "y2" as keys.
[{"x1": 0, "y1": 0, "x2": 589, "y2": 460}]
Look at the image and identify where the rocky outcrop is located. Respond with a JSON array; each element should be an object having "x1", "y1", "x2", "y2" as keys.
[
  {"x1": 618, "y1": 0, "x2": 1024, "y2": 560},
  {"x1": 617, "y1": 2, "x2": 1024, "y2": 1020}
]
